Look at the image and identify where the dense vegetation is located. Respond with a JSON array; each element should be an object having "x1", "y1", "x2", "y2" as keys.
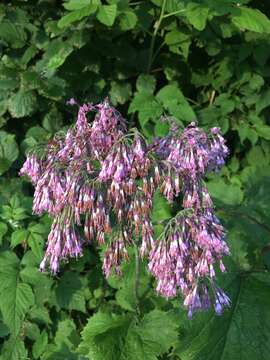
[{"x1": 0, "y1": 0, "x2": 270, "y2": 359}]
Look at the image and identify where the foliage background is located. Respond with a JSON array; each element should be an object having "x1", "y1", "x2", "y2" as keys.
[{"x1": 0, "y1": 0, "x2": 270, "y2": 359}]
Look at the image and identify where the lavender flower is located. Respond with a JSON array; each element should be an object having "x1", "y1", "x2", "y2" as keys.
[{"x1": 20, "y1": 98, "x2": 229, "y2": 318}]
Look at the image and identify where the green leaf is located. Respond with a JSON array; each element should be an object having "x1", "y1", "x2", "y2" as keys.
[
  {"x1": 47, "y1": 45, "x2": 73, "y2": 70},
  {"x1": 175, "y1": 273, "x2": 270, "y2": 360},
  {"x1": 157, "y1": 85, "x2": 195, "y2": 122},
  {"x1": 165, "y1": 30, "x2": 191, "y2": 58},
  {"x1": 119, "y1": 10, "x2": 137, "y2": 30},
  {"x1": 11, "y1": 229, "x2": 29, "y2": 249},
  {"x1": 0, "y1": 252, "x2": 34, "y2": 336},
  {"x1": 185, "y1": 3, "x2": 209, "y2": 31},
  {"x1": 1, "y1": 336, "x2": 28, "y2": 360},
  {"x1": 8, "y1": 91, "x2": 37, "y2": 118},
  {"x1": 129, "y1": 93, "x2": 163, "y2": 128},
  {"x1": 78, "y1": 312, "x2": 130, "y2": 359},
  {"x1": 58, "y1": 5, "x2": 98, "y2": 28},
  {"x1": 0, "y1": 19, "x2": 26, "y2": 48},
  {"x1": 0, "y1": 131, "x2": 19, "y2": 175},
  {"x1": 232, "y1": 7, "x2": 270, "y2": 33},
  {"x1": 124, "y1": 310, "x2": 179, "y2": 360},
  {"x1": 109, "y1": 81, "x2": 132, "y2": 105},
  {"x1": 207, "y1": 178, "x2": 244, "y2": 205},
  {"x1": 136, "y1": 74, "x2": 156, "y2": 94},
  {"x1": 0, "y1": 222, "x2": 8, "y2": 244},
  {"x1": 63, "y1": 0, "x2": 95, "y2": 10},
  {"x1": 32, "y1": 330, "x2": 48, "y2": 359},
  {"x1": 97, "y1": 5, "x2": 117, "y2": 26},
  {"x1": 55, "y1": 272, "x2": 86, "y2": 312},
  {"x1": 254, "y1": 124, "x2": 270, "y2": 140}
]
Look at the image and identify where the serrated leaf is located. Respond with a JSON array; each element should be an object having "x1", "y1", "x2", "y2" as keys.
[
  {"x1": 78, "y1": 312, "x2": 130, "y2": 359},
  {"x1": 11, "y1": 229, "x2": 29, "y2": 248},
  {"x1": 8, "y1": 91, "x2": 37, "y2": 118},
  {"x1": 232, "y1": 7, "x2": 270, "y2": 34},
  {"x1": 1, "y1": 336, "x2": 28, "y2": 360},
  {"x1": 0, "y1": 222, "x2": 8, "y2": 244},
  {"x1": 124, "y1": 310, "x2": 179, "y2": 360},
  {"x1": 0, "y1": 19, "x2": 26, "y2": 48},
  {"x1": 0, "y1": 131, "x2": 19, "y2": 175},
  {"x1": 136, "y1": 74, "x2": 156, "y2": 94},
  {"x1": 32, "y1": 330, "x2": 48, "y2": 359},
  {"x1": 165, "y1": 30, "x2": 191, "y2": 58},
  {"x1": 97, "y1": 5, "x2": 117, "y2": 26},
  {"x1": 109, "y1": 81, "x2": 132, "y2": 105},
  {"x1": 0, "y1": 252, "x2": 34, "y2": 336},
  {"x1": 185, "y1": 3, "x2": 209, "y2": 31},
  {"x1": 55, "y1": 272, "x2": 86, "y2": 312},
  {"x1": 175, "y1": 273, "x2": 270, "y2": 360}
]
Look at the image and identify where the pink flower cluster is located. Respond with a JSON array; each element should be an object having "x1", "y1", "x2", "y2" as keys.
[{"x1": 20, "y1": 99, "x2": 230, "y2": 317}]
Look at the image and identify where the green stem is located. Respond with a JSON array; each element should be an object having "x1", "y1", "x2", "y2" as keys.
[
  {"x1": 147, "y1": 0, "x2": 167, "y2": 73},
  {"x1": 163, "y1": 9, "x2": 186, "y2": 18},
  {"x1": 133, "y1": 241, "x2": 141, "y2": 317}
]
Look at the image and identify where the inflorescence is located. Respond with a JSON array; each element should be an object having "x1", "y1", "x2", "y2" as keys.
[{"x1": 20, "y1": 98, "x2": 230, "y2": 318}]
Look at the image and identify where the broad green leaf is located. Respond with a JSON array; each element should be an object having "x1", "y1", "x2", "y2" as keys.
[
  {"x1": 32, "y1": 330, "x2": 48, "y2": 359},
  {"x1": 119, "y1": 10, "x2": 137, "y2": 30},
  {"x1": 114, "y1": 258, "x2": 150, "y2": 311},
  {"x1": 157, "y1": 85, "x2": 195, "y2": 122},
  {"x1": 109, "y1": 81, "x2": 132, "y2": 105},
  {"x1": 55, "y1": 272, "x2": 86, "y2": 312},
  {"x1": 1, "y1": 336, "x2": 28, "y2": 360},
  {"x1": 58, "y1": 5, "x2": 98, "y2": 28},
  {"x1": 124, "y1": 310, "x2": 179, "y2": 360},
  {"x1": 78, "y1": 312, "x2": 130, "y2": 359},
  {"x1": 165, "y1": 30, "x2": 191, "y2": 58},
  {"x1": 0, "y1": 253, "x2": 34, "y2": 336},
  {"x1": 11, "y1": 229, "x2": 29, "y2": 249},
  {"x1": 0, "y1": 131, "x2": 19, "y2": 175},
  {"x1": 129, "y1": 93, "x2": 163, "y2": 128},
  {"x1": 185, "y1": 3, "x2": 209, "y2": 31},
  {"x1": 8, "y1": 91, "x2": 37, "y2": 118},
  {"x1": 47, "y1": 45, "x2": 73, "y2": 70},
  {"x1": 0, "y1": 19, "x2": 26, "y2": 48},
  {"x1": 63, "y1": 0, "x2": 95, "y2": 10},
  {"x1": 136, "y1": 74, "x2": 156, "y2": 94},
  {"x1": 207, "y1": 178, "x2": 244, "y2": 206},
  {"x1": 0, "y1": 222, "x2": 8, "y2": 244},
  {"x1": 254, "y1": 124, "x2": 270, "y2": 140},
  {"x1": 232, "y1": 7, "x2": 270, "y2": 33},
  {"x1": 175, "y1": 273, "x2": 270, "y2": 360},
  {"x1": 97, "y1": 5, "x2": 117, "y2": 26}
]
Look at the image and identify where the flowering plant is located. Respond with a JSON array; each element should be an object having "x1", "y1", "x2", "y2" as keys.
[{"x1": 20, "y1": 99, "x2": 230, "y2": 318}]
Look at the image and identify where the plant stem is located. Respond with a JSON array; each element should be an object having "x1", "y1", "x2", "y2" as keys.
[
  {"x1": 162, "y1": 9, "x2": 186, "y2": 18},
  {"x1": 147, "y1": 0, "x2": 167, "y2": 73},
  {"x1": 133, "y1": 241, "x2": 141, "y2": 317}
]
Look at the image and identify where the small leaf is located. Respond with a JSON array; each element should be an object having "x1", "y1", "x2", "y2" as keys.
[
  {"x1": 119, "y1": 10, "x2": 137, "y2": 30},
  {"x1": 0, "y1": 131, "x2": 19, "y2": 175},
  {"x1": 11, "y1": 229, "x2": 29, "y2": 249},
  {"x1": 185, "y1": 3, "x2": 209, "y2": 31},
  {"x1": 97, "y1": 5, "x2": 117, "y2": 26},
  {"x1": 58, "y1": 5, "x2": 98, "y2": 28},
  {"x1": 8, "y1": 91, "x2": 37, "y2": 118},
  {"x1": 32, "y1": 330, "x2": 48, "y2": 359},
  {"x1": 157, "y1": 85, "x2": 195, "y2": 122}
]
